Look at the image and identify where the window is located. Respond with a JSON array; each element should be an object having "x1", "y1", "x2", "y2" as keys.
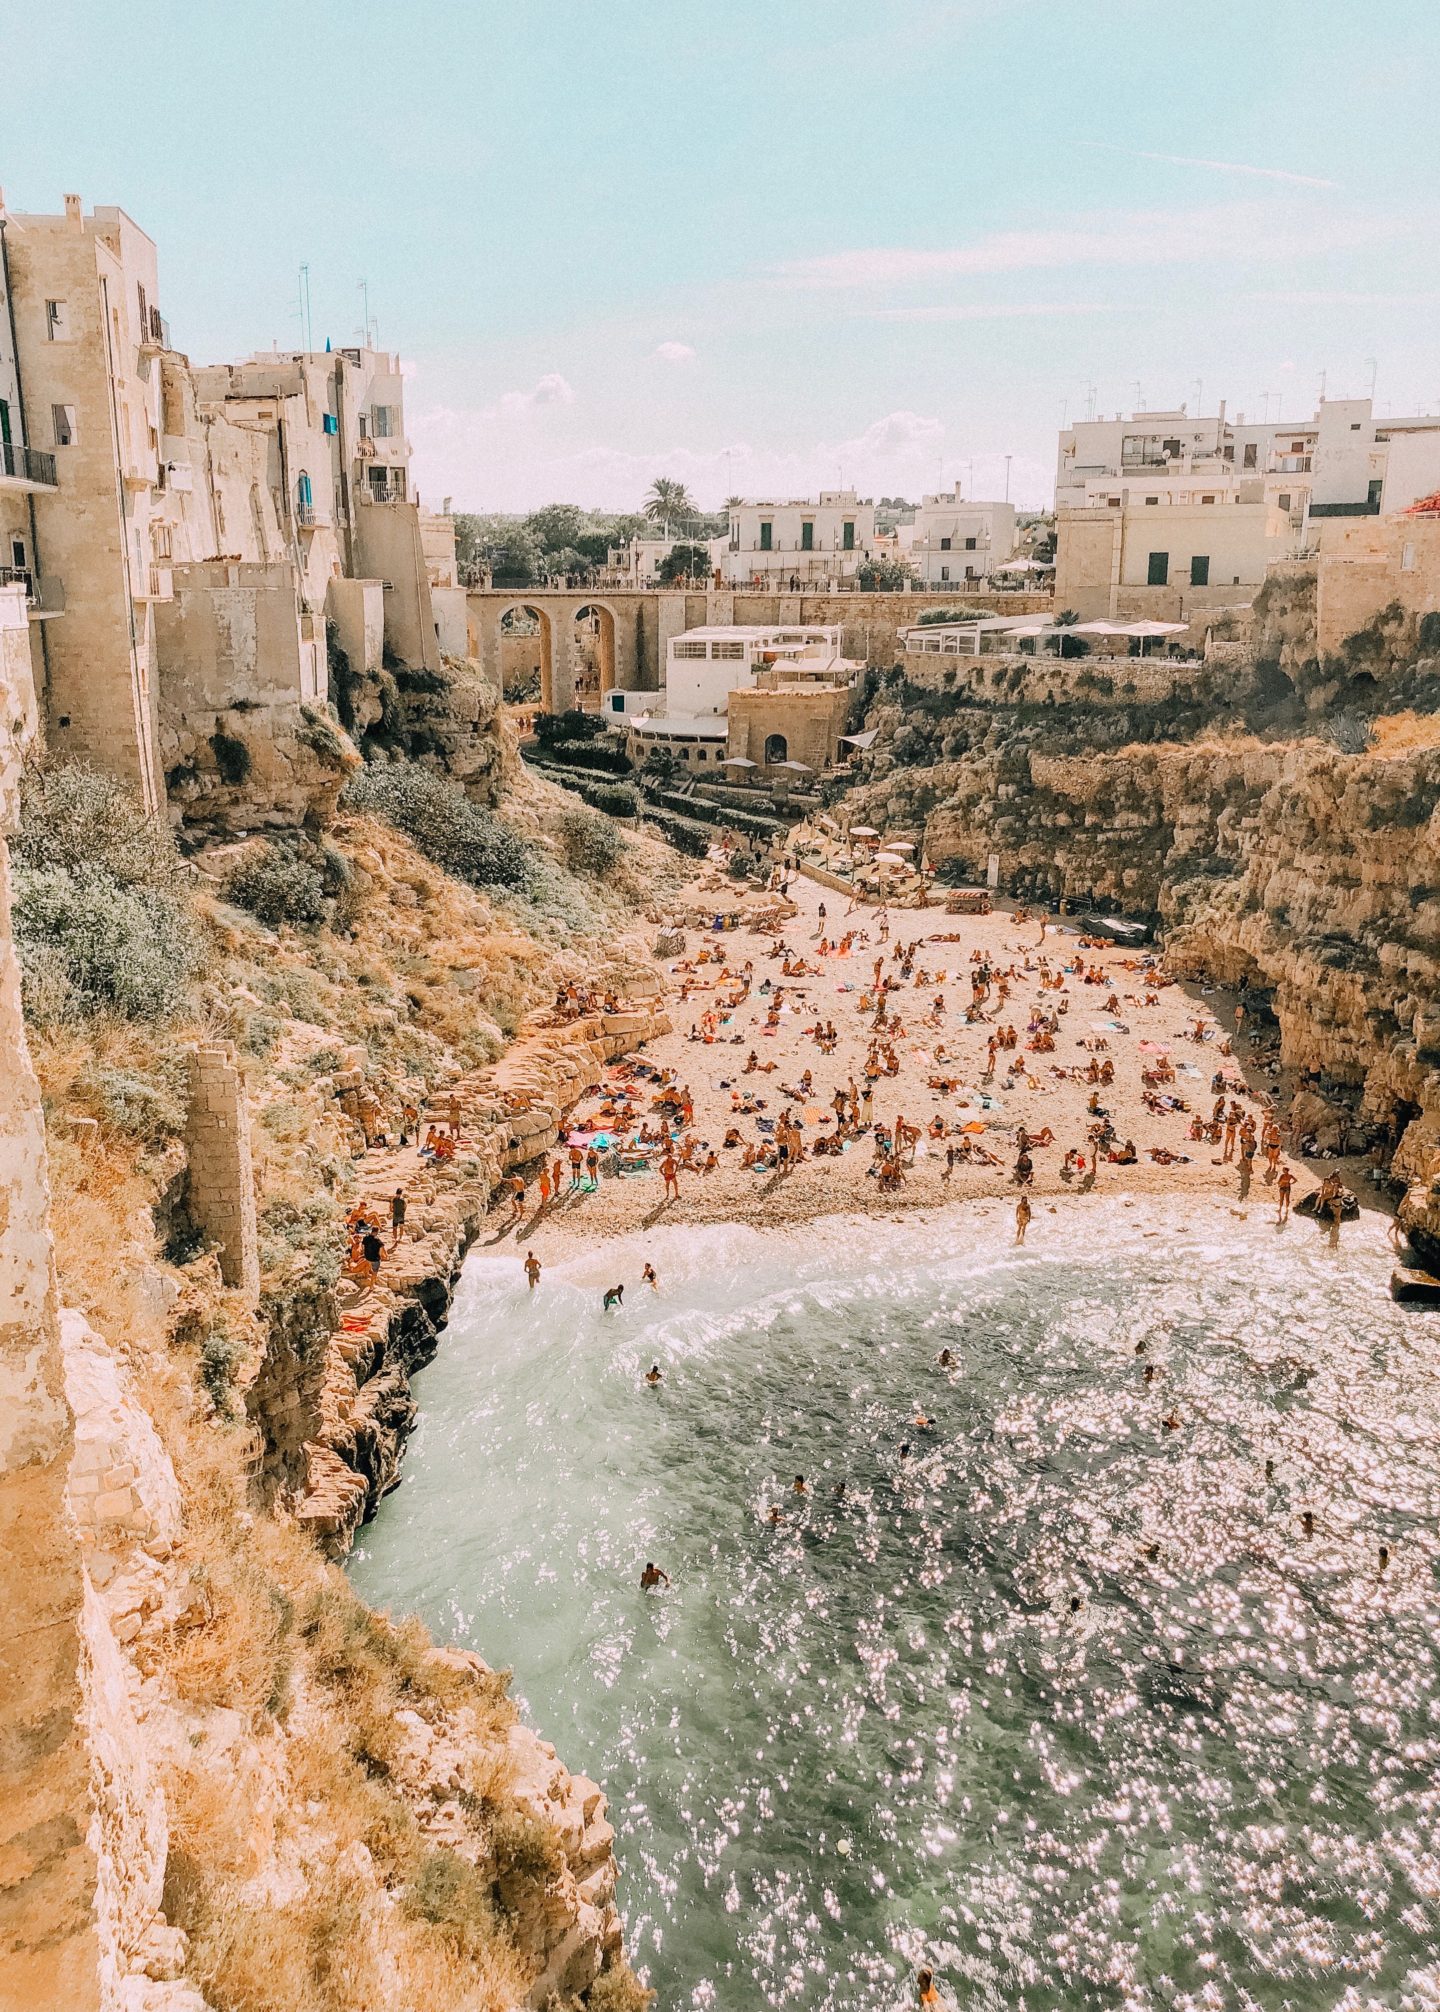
[
  {"x1": 1107, "y1": 496, "x2": 1120, "y2": 508},
  {"x1": 45, "y1": 300, "x2": 70, "y2": 340},
  {"x1": 1144, "y1": 495, "x2": 1159, "y2": 506},
  {"x1": 712, "y1": 641, "x2": 744, "y2": 659},
  {"x1": 964, "y1": 536, "x2": 977, "y2": 550},
  {"x1": 1163, "y1": 437, "x2": 1181, "y2": 457},
  {"x1": 801, "y1": 520, "x2": 814, "y2": 551},
  {"x1": 842, "y1": 521, "x2": 855, "y2": 550},
  {"x1": 939, "y1": 535, "x2": 951, "y2": 550},
  {"x1": 673, "y1": 641, "x2": 707, "y2": 659},
  {"x1": 1190, "y1": 555, "x2": 1210, "y2": 586},
  {"x1": 1350, "y1": 422, "x2": 1361, "y2": 432},
  {"x1": 1277, "y1": 493, "x2": 1291, "y2": 512},
  {"x1": 1146, "y1": 551, "x2": 1169, "y2": 586},
  {"x1": 1243, "y1": 443, "x2": 1258, "y2": 469},
  {"x1": 370, "y1": 405, "x2": 393, "y2": 438},
  {"x1": 322, "y1": 412, "x2": 339, "y2": 435},
  {"x1": 52, "y1": 404, "x2": 76, "y2": 447},
  {"x1": 764, "y1": 733, "x2": 788, "y2": 764},
  {"x1": 137, "y1": 281, "x2": 147, "y2": 330},
  {"x1": 940, "y1": 565, "x2": 950, "y2": 581},
  {"x1": 1367, "y1": 479, "x2": 1383, "y2": 508},
  {"x1": 759, "y1": 521, "x2": 772, "y2": 551},
  {"x1": 1201, "y1": 494, "x2": 1215, "y2": 505},
  {"x1": 0, "y1": 399, "x2": 9, "y2": 445},
  {"x1": 695, "y1": 748, "x2": 707, "y2": 762}
]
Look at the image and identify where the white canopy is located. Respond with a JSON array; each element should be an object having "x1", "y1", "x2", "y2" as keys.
[
  {"x1": 775, "y1": 758, "x2": 814, "y2": 772},
  {"x1": 880, "y1": 840, "x2": 916, "y2": 853},
  {"x1": 1123, "y1": 619, "x2": 1188, "y2": 637},
  {"x1": 720, "y1": 755, "x2": 757, "y2": 767},
  {"x1": 991, "y1": 556, "x2": 1053, "y2": 573},
  {"x1": 849, "y1": 825, "x2": 880, "y2": 837},
  {"x1": 839, "y1": 728, "x2": 880, "y2": 749}
]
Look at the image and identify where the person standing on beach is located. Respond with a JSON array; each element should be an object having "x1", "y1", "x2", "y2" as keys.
[
  {"x1": 523, "y1": 1251, "x2": 541, "y2": 1290},
  {"x1": 507, "y1": 1174, "x2": 526, "y2": 1222},
  {"x1": 390, "y1": 1187, "x2": 407, "y2": 1246},
  {"x1": 1015, "y1": 1193, "x2": 1032, "y2": 1244},
  {"x1": 661, "y1": 1153, "x2": 680, "y2": 1199},
  {"x1": 448, "y1": 1094, "x2": 462, "y2": 1139},
  {"x1": 1277, "y1": 1164, "x2": 1294, "y2": 1222}
]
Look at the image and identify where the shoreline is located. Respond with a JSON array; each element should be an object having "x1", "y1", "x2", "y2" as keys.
[{"x1": 486, "y1": 866, "x2": 1391, "y2": 1272}]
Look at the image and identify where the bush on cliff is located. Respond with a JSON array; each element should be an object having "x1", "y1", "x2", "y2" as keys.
[
  {"x1": 13, "y1": 763, "x2": 200, "y2": 1021},
  {"x1": 223, "y1": 841, "x2": 329, "y2": 929},
  {"x1": 343, "y1": 759, "x2": 533, "y2": 892},
  {"x1": 554, "y1": 805, "x2": 625, "y2": 876}
]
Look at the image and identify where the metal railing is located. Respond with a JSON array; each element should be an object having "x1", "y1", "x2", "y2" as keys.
[{"x1": 0, "y1": 440, "x2": 58, "y2": 487}]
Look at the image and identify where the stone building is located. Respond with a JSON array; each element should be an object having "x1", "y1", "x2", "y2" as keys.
[
  {"x1": 0, "y1": 190, "x2": 446, "y2": 828},
  {"x1": 719, "y1": 491, "x2": 875, "y2": 588}
]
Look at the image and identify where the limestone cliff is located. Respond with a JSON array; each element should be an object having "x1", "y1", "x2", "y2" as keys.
[
  {"x1": 839, "y1": 602, "x2": 1440, "y2": 1174},
  {"x1": 4, "y1": 650, "x2": 665, "y2": 2009}
]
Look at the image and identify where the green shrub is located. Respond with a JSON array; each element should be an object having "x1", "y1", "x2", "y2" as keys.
[
  {"x1": 199, "y1": 1325, "x2": 244, "y2": 1415},
  {"x1": 16, "y1": 763, "x2": 182, "y2": 888},
  {"x1": 209, "y1": 730, "x2": 252, "y2": 785},
  {"x1": 544, "y1": 737, "x2": 632, "y2": 774},
  {"x1": 555, "y1": 806, "x2": 624, "y2": 875},
  {"x1": 534, "y1": 708, "x2": 606, "y2": 747},
  {"x1": 403, "y1": 1850, "x2": 498, "y2": 1958},
  {"x1": 80, "y1": 1060, "x2": 186, "y2": 1144},
  {"x1": 343, "y1": 760, "x2": 533, "y2": 891},
  {"x1": 14, "y1": 866, "x2": 200, "y2": 1021},
  {"x1": 223, "y1": 843, "x2": 329, "y2": 928},
  {"x1": 489, "y1": 1808, "x2": 563, "y2": 1889}
]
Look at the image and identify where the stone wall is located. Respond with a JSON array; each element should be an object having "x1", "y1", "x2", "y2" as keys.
[{"x1": 900, "y1": 646, "x2": 1192, "y2": 708}]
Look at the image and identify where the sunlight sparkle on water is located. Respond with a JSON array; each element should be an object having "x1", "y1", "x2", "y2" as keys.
[{"x1": 350, "y1": 1202, "x2": 1440, "y2": 2010}]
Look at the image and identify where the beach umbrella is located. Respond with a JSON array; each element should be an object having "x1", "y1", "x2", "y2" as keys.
[
  {"x1": 775, "y1": 758, "x2": 814, "y2": 772},
  {"x1": 849, "y1": 825, "x2": 879, "y2": 837},
  {"x1": 882, "y1": 840, "x2": 916, "y2": 852}
]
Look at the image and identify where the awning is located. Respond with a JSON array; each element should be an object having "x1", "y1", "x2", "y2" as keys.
[
  {"x1": 991, "y1": 556, "x2": 1053, "y2": 572},
  {"x1": 840, "y1": 728, "x2": 880, "y2": 749},
  {"x1": 775, "y1": 759, "x2": 814, "y2": 771},
  {"x1": 720, "y1": 755, "x2": 757, "y2": 767}
]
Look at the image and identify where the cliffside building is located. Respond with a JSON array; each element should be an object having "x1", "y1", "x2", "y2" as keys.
[
  {"x1": 624, "y1": 622, "x2": 858, "y2": 778},
  {"x1": 0, "y1": 191, "x2": 448, "y2": 822},
  {"x1": 1055, "y1": 398, "x2": 1440, "y2": 623}
]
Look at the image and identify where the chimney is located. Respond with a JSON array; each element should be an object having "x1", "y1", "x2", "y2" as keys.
[
  {"x1": 1218, "y1": 399, "x2": 1226, "y2": 424},
  {"x1": 63, "y1": 193, "x2": 83, "y2": 227}
]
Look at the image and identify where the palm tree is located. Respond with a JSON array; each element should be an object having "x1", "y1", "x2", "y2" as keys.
[{"x1": 643, "y1": 476, "x2": 695, "y2": 528}]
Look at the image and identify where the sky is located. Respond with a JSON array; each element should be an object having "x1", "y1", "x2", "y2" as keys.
[{"x1": 8, "y1": 0, "x2": 1440, "y2": 513}]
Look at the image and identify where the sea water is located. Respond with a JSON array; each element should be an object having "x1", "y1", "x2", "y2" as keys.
[{"x1": 349, "y1": 1200, "x2": 1440, "y2": 2010}]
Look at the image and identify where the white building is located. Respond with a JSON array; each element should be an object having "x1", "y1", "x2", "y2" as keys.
[
  {"x1": 909, "y1": 485, "x2": 1017, "y2": 586},
  {"x1": 719, "y1": 491, "x2": 874, "y2": 586},
  {"x1": 623, "y1": 624, "x2": 851, "y2": 768}
]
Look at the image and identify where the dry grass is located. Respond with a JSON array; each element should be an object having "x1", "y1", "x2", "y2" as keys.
[
  {"x1": 32, "y1": 790, "x2": 657, "y2": 2012},
  {"x1": 1368, "y1": 709, "x2": 1440, "y2": 757}
]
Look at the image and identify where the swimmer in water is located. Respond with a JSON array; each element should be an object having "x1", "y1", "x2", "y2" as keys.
[
  {"x1": 917, "y1": 1969, "x2": 940, "y2": 2009},
  {"x1": 602, "y1": 1283, "x2": 624, "y2": 1310},
  {"x1": 792, "y1": 1474, "x2": 808, "y2": 1496},
  {"x1": 1301, "y1": 1511, "x2": 1315, "y2": 1537},
  {"x1": 523, "y1": 1250, "x2": 541, "y2": 1290},
  {"x1": 914, "y1": 1411, "x2": 933, "y2": 1430},
  {"x1": 1378, "y1": 1541, "x2": 1390, "y2": 1574},
  {"x1": 767, "y1": 1505, "x2": 782, "y2": 1525},
  {"x1": 642, "y1": 1262, "x2": 658, "y2": 1290},
  {"x1": 644, "y1": 1363, "x2": 663, "y2": 1386},
  {"x1": 639, "y1": 1561, "x2": 670, "y2": 1591},
  {"x1": 937, "y1": 1347, "x2": 954, "y2": 1368},
  {"x1": 833, "y1": 1479, "x2": 847, "y2": 1500},
  {"x1": 898, "y1": 1442, "x2": 911, "y2": 1461}
]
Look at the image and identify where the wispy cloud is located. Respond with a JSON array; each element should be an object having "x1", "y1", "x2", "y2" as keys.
[
  {"x1": 652, "y1": 340, "x2": 696, "y2": 362},
  {"x1": 865, "y1": 301, "x2": 1122, "y2": 323},
  {"x1": 481, "y1": 372, "x2": 575, "y2": 420},
  {"x1": 1078, "y1": 141, "x2": 1339, "y2": 190},
  {"x1": 773, "y1": 203, "x2": 1395, "y2": 289}
]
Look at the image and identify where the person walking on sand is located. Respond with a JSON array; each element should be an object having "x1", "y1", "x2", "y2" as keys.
[
  {"x1": 1015, "y1": 1193, "x2": 1032, "y2": 1245},
  {"x1": 640, "y1": 1561, "x2": 670, "y2": 1590},
  {"x1": 390, "y1": 1187, "x2": 407, "y2": 1246},
  {"x1": 523, "y1": 1250, "x2": 541, "y2": 1290}
]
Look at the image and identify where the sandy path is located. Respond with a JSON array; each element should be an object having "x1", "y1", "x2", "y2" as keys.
[{"x1": 507, "y1": 871, "x2": 1312, "y2": 1268}]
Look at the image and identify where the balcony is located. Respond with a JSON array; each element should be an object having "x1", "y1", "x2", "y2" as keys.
[
  {"x1": 138, "y1": 306, "x2": 171, "y2": 355},
  {"x1": 0, "y1": 565, "x2": 64, "y2": 616},
  {"x1": 0, "y1": 440, "x2": 58, "y2": 490},
  {"x1": 296, "y1": 500, "x2": 333, "y2": 530},
  {"x1": 136, "y1": 564, "x2": 173, "y2": 601}
]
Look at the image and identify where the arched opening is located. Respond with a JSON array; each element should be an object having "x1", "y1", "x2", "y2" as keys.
[
  {"x1": 499, "y1": 604, "x2": 554, "y2": 714},
  {"x1": 764, "y1": 732, "x2": 789, "y2": 765},
  {"x1": 571, "y1": 603, "x2": 617, "y2": 711}
]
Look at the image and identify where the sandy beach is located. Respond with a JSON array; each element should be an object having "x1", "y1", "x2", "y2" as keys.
[{"x1": 504, "y1": 868, "x2": 1355, "y2": 1269}]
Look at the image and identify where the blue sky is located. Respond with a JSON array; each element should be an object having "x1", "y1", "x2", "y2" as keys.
[{"x1": 9, "y1": 0, "x2": 1439, "y2": 511}]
